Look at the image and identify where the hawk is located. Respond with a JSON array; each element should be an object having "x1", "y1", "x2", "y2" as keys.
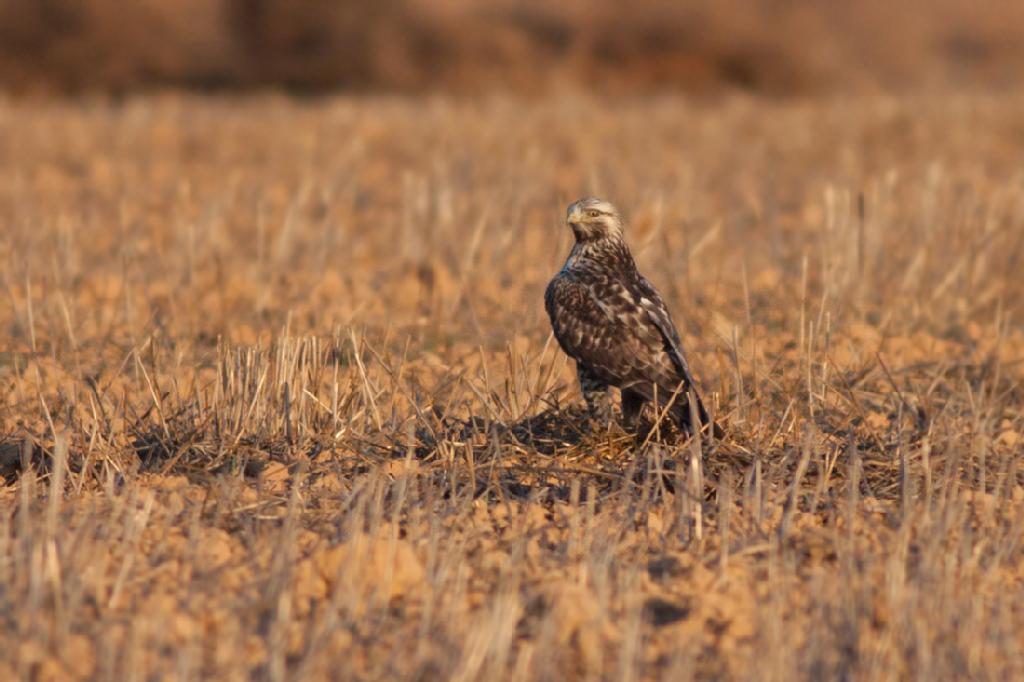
[{"x1": 544, "y1": 197, "x2": 720, "y2": 437}]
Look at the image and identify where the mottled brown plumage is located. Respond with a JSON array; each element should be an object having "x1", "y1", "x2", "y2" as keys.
[{"x1": 545, "y1": 197, "x2": 718, "y2": 436}]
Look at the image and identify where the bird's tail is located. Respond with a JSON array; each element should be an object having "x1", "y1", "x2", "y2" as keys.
[{"x1": 677, "y1": 387, "x2": 725, "y2": 440}]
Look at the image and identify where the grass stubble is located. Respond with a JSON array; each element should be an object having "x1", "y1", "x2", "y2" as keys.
[{"x1": 0, "y1": 93, "x2": 1023, "y2": 680}]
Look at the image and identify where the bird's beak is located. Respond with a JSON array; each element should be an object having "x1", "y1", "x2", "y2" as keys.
[{"x1": 567, "y1": 208, "x2": 583, "y2": 225}]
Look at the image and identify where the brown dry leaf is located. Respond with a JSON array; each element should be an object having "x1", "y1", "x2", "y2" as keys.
[
  {"x1": 261, "y1": 461, "x2": 291, "y2": 493},
  {"x1": 865, "y1": 412, "x2": 889, "y2": 430},
  {"x1": 997, "y1": 430, "x2": 1020, "y2": 447}
]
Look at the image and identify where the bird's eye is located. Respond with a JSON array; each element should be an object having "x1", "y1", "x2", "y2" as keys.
[{"x1": 586, "y1": 209, "x2": 601, "y2": 218}]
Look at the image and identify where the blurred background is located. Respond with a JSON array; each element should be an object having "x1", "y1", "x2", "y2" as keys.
[{"x1": 1, "y1": 0, "x2": 1023, "y2": 96}]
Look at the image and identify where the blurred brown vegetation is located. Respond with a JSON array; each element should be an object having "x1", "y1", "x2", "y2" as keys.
[{"x1": 2, "y1": 0, "x2": 1024, "y2": 94}]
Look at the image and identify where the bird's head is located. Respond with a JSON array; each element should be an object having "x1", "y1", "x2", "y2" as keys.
[{"x1": 566, "y1": 197, "x2": 624, "y2": 243}]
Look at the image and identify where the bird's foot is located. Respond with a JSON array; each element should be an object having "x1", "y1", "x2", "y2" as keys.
[{"x1": 584, "y1": 404, "x2": 618, "y2": 434}]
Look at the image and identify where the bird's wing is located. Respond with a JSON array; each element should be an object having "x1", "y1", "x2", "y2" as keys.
[
  {"x1": 629, "y1": 275, "x2": 696, "y2": 385},
  {"x1": 545, "y1": 271, "x2": 679, "y2": 390},
  {"x1": 625, "y1": 275, "x2": 713, "y2": 424}
]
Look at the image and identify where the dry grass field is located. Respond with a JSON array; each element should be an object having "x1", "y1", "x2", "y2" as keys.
[{"x1": 1, "y1": 93, "x2": 1023, "y2": 680}]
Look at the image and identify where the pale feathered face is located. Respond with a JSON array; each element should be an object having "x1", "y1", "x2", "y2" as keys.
[{"x1": 566, "y1": 197, "x2": 624, "y2": 243}]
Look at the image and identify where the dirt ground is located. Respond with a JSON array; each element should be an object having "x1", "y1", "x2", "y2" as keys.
[{"x1": 0, "y1": 94, "x2": 1023, "y2": 680}]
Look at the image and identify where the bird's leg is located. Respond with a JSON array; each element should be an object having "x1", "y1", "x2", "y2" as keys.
[
  {"x1": 621, "y1": 389, "x2": 645, "y2": 432},
  {"x1": 578, "y1": 366, "x2": 614, "y2": 428}
]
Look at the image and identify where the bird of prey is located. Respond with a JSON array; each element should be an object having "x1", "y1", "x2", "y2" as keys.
[{"x1": 544, "y1": 197, "x2": 719, "y2": 437}]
